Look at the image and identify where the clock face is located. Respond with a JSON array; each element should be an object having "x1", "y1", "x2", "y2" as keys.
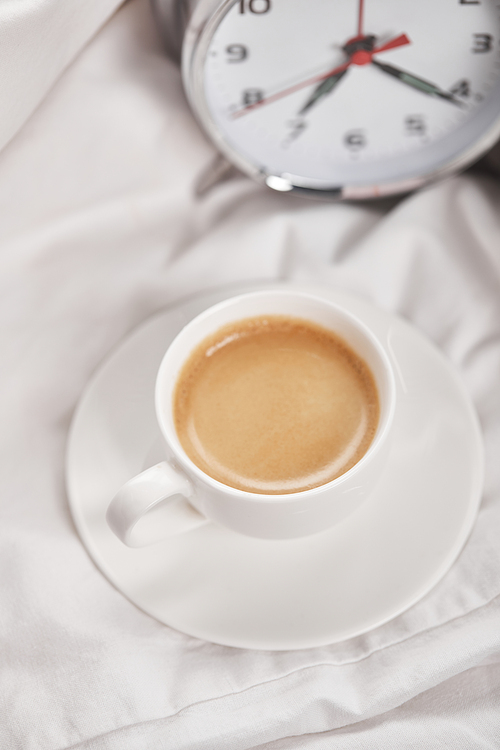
[{"x1": 188, "y1": 0, "x2": 500, "y2": 194}]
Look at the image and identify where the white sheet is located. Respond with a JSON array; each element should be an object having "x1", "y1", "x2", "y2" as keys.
[{"x1": 1, "y1": 1, "x2": 499, "y2": 748}]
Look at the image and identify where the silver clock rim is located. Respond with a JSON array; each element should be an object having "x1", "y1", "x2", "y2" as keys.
[{"x1": 180, "y1": 0, "x2": 500, "y2": 200}]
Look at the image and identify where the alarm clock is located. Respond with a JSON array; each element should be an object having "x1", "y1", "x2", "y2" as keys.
[{"x1": 152, "y1": 0, "x2": 500, "y2": 199}]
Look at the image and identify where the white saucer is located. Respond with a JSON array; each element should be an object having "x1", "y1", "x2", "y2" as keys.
[{"x1": 66, "y1": 283, "x2": 484, "y2": 650}]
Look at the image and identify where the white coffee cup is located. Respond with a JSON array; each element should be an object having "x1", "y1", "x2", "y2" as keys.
[{"x1": 106, "y1": 290, "x2": 396, "y2": 546}]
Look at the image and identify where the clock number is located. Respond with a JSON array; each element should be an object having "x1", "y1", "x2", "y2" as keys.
[
  {"x1": 344, "y1": 130, "x2": 366, "y2": 151},
  {"x1": 226, "y1": 44, "x2": 248, "y2": 62},
  {"x1": 405, "y1": 115, "x2": 426, "y2": 136},
  {"x1": 242, "y1": 89, "x2": 264, "y2": 106},
  {"x1": 450, "y1": 78, "x2": 471, "y2": 97},
  {"x1": 239, "y1": 0, "x2": 271, "y2": 13},
  {"x1": 282, "y1": 118, "x2": 308, "y2": 147},
  {"x1": 472, "y1": 33, "x2": 493, "y2": 52}
]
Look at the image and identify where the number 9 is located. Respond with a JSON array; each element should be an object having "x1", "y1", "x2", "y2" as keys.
[{"x1": 226, "y1": 44, "x2": 248, "y2": 62}]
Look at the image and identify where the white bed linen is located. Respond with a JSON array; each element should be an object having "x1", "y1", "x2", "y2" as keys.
[{"x1": 0, "y1": 1, "x2": 499, "y2": 748}]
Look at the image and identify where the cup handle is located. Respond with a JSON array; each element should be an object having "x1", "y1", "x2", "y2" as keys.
[{"x1": 106, "y1": 462, "x2": 208, "y2": 547}]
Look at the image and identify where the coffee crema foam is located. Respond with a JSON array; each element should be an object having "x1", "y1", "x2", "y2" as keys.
[{"x1": 173, "y1": 315, "x2": 379, "y2": 494}]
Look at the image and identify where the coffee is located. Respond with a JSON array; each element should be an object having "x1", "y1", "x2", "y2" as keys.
[{"x1": 173, "y1": 315, "x2": 379, "y2": 495}]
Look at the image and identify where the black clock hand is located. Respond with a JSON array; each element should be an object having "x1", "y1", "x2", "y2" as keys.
[
  {"x1": 299, "y1": 68, "x2": 349, "y2": 115},
  {"x1": 371, "y1": 59, "x2": 464, "y2": 106}
]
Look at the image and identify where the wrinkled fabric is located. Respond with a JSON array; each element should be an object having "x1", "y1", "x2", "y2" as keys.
[
  {"x1": 0, "y1": 1, "x2": 499, "y2": 748},
  {"x1": 0, "y1": 0, "x2": 122, "y2": 154}
]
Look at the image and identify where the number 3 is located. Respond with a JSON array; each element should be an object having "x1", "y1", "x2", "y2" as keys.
[{"x1": 472, "y1": 33, "x2": 493, "y2": 52}]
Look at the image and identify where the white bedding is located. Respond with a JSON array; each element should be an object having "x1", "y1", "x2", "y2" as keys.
[{"x1": 1, "y1": 1, "x2": 499, "y2": 747}]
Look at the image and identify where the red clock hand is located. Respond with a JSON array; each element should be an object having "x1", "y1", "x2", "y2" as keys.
[
  {"x1": 374, "y1": 34, "x2": 411, "y2": 55},
  {"x1": 357, "y1": 0, "x2": 365, "y2": 37}
]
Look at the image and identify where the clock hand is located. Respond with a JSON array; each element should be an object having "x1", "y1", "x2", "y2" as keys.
[
  {"x1": 373, "y1": 33, "x2": 411, "y2": 55},
  {"x1": 371, "y1": 59, "x2": 464, "y2": 106},
  {"x1": 298, "y1": 33, "x2": 410, "y2": 116},
  {"x1": 299, "y1": 68, "x2": 349, "y2": 115},
  {"x1": 357, "y1": 0, "x2": 365, "y2": 37},
  {"x1": 232, "y1": 33, "x2": 411, "y2": 119}
]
